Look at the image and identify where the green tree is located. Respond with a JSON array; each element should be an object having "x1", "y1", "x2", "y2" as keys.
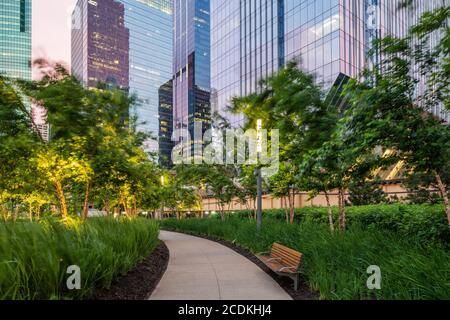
[
  {"x1": 348, "y1": 180, "x2": 388, "y2": 206},
  {"x1": 343, "y1": 27, "x2": 450, "y2": 227},
  {"x1": 231, "y1": 62, "x2": 338, "y2": 225}
]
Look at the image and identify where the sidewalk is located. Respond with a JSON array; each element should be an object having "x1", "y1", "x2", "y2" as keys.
[{"x1": 149, "y1": 231, "x2": 292, "y2": 300}]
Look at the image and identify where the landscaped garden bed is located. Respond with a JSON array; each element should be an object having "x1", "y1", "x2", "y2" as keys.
[
  {"x1": 0, "y1": 218, "x2": 161, "y2": 300},
  {"x1": 161, "y1": 212, "x2": 450, "y2": 300},
  {"x1": 91, "y1": 241, "x2": 169, "y2": 300}
]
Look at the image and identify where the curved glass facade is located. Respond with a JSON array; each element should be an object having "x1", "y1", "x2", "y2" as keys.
[{"x1": 212, "y1": 0, "x2": 448, "y2": 126}]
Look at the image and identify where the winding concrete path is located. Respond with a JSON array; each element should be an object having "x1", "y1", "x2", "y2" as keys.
[{"x1": 150, "y1": 231, "x2": 292, "y2": 300}]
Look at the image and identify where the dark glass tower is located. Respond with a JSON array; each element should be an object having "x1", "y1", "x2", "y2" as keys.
[
  {"x1": 159, "y1": 80, "x2": 174, "y2": 167},
  {"x1": 173, "y1": 0, "x2": 211, "y2": 148},
  {"x1": 72, "y1": 0, "x2": 174, "y2": 154},
  {"x1": 71, "y1": 0, "x2": 130, "y2": 90}
]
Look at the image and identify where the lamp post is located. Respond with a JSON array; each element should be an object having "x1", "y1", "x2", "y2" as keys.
[
  {"x1": 256, "y1": 119, "x2": 263, "y2": 231},
  {"x1": 160, "y1": 175, "x2": 165, "y2": 220}
]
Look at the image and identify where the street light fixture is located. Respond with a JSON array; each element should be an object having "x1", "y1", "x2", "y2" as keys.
[
  {"x1": 160, "y1": 175, "x2": 165, "y2": 220},
  {"x1": 256, "y1": 119, "x2": 263, "y2": 231}
]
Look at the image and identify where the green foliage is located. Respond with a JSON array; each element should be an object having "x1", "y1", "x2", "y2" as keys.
[
  {"x1": 1, "y1": 61, "x2": 163, "y2": 219},
  {"x1": 0, "y1": 218, "x2": 159, "y2": 300},
  {"x1": 220, "y1": 204, "x2": 450, "y2": 245},
  {"x1": 161, "y1": 217, "x2": 450, "y2": 300},
  {"x1": 403, "y1": 171, "x2": 447, "y2": 205},
  {"x1": 348, "y1": 180, "x2": 389, "y2": 206},
  {"x1": 342, "y1": 9, "x2": 450, "y2": 225}
]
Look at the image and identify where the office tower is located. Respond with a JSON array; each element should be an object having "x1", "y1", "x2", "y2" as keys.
[
  {"x1": 119, "y1": 0, "x2": 173, "y2": 154},
  {"x1": 72, "y1": 0, "x2": 174, "y2": 154},
  {"x1": 173, "y1": 0, "x2": 211, "y2": 145},
  {"x1": 211, "y1": 0, "x2": 284, "y2": 126},
  {"x1": 406, "y1": 0, "x2": 449, "y2": 122},
  {"x1": 159, "y1": 80, "x2": 174, "y2": 167},
  {"x1": 211, "y1": 0, "x2": 447, "y2": 127},
  {"x1": 71, "y1": 0, "x2": 130, "y2": 90},
  {"x1": 0, "y1": 0, "x2": 32, "y2": 80}
]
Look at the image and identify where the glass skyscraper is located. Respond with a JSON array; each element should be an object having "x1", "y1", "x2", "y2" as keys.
[
  {"x1": 0, "y1": 0, "x2": 32, "y2": 80},
  {"x1": 119, "y1": 0, "x2": 173, "y2": 153},
  {"x1": 407, "y1": 0, "x2": 449, "y2": 122},
  {"x1": 173, "y1": 0, "x2": 211, "y2": 143},
  {"x1": 72, "y1": 0, "x2": 174, "y2": 154},
  {"x1": 72, "y1": 0, "x2": 130, "y2": 90},
  {"x1": 159, "y1": 79, "x2": 174, "y2": 167},
  {"x1": 211, "y1": 0, "x2": 448, "y2": 126}
]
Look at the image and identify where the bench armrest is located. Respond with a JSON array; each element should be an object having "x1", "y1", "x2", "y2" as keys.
[
  {"x1": 268, "y1": 257, "x2": 282, "y2": 262},
  {"x1": 278, "y1": 266, "x2": 298, "y2": 272},
  {"x1": 257, "y1": 251, "x2": 271, "y2": 256}
]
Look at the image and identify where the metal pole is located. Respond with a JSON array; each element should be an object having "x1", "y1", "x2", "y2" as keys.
[
  {"x1": 256, "y1": 166, "x2": 262, "y2": 230},
  {"x1": 160, "y1": 176, "x2": 165, "y2": 220},
  {"x1": 256, "y1": 119, "x2": 263, "y2": 231}
]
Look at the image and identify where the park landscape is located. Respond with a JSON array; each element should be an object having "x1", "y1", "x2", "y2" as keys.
[{"x1": 0, "y1": 6, "x2": 450, "y2": 300}]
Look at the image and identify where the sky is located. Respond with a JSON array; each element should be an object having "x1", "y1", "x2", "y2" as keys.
[{"x1": 32, "y1": 0, "x2": 78, "y2": 79}]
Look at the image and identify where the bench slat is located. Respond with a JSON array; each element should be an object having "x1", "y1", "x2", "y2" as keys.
[
  {"x1": 256, "y1": 243, "x2": 303, "y2": 290},
  {"x1": 271, "y1": 243, "x2": 302, "y2": 268}
]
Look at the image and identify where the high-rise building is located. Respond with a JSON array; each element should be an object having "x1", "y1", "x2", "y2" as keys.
[
  {"x1": 119, "y1": 0, "x2": 173, "y2": 154},
  {"x1": 406, "y1": 0, "x2": 449, "y2": 122},
  {"x1": 211, "y1": 0, "x2": 447, "y2": 126},
  {"x1": 173, "y1": 0, "x2": 211, "y2": 146},
  {"x1": 71, "y1": 0, "x2": 130, "y2": 90},
  {"x1": 71, "y1": 0, "x2": 174, "y2": 155},
  {"x1": 159, "y1": 80, "x2": 174, "y2": 167},
  {"x1": 0, "y1": 0, "x2": 32, "y2": 80}
]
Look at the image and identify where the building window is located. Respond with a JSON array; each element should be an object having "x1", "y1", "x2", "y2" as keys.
[{"x1": 20, "y1": 0, "x2": 26, "y2": 32}]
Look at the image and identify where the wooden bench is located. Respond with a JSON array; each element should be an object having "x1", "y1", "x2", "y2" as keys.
[{"x1": 256, "y1": 243, "x2": 303, "y2": 290}]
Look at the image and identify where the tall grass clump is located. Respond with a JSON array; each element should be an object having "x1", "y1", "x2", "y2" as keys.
[
  {"x1": 0, "y1": 217, "x2": 159, "y2": 300},
  {"x1": 226, "y1": 204, "x2": 450, "y2": 245},
  {"x1": 161, "y1": 217, "x2": 450, "y2": 300}
]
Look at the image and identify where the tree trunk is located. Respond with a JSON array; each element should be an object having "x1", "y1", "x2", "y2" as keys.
[
  {"x1": 29, "y1": 204, "x2": 33, "y2": 222},
  {"x1": 283, "y1": 196, "x2": 289, "y2": 224},
  {"x1": 1, "y1": 204, "x2": 8, "y2": 221},
  {"x1": 338, "y1": 188, "x2": 346, "y2": 231},
  {"x1": 104, "y1": 197, "x2": 110, "y2": 216},
  {"x1": 133, "y1": 195, "x2": 137, "y2": 217},
  {"x1": 14, "y1": 204, "x2": 19, "y2": 222},
  {"x1": 55, "y1": 181, "x2": 68, "y2": 222},
  {"x1": 324, "y1": 191, "x2": 335, "y2": 232},
  {"x1": 289, "y1": 189, "x2": 295, "y2": 224},
  {"x1": 82, "y1": 181, "x2": 91, "y2": 221},
  {"x1": 122, "y1": 199, "x2": 128, "y2": 216},
  {"x1": 220, "y1": 204, "x2": 225, "y2": 221},
  {"x1": 434, "y1": 171, "x2": 450, "y2": 229}
]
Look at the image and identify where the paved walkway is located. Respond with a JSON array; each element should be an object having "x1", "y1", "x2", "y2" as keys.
[{"x1": 150, "y1": 231, "x2": 291, "y2": 300}]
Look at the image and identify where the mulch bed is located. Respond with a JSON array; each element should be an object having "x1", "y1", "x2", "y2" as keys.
[
  {"x1": 164, "y1": 230, "x2": 319, "y2": 300},
  {"x1": 91, "y1": 241, "x2": 169, "y2": 300}
]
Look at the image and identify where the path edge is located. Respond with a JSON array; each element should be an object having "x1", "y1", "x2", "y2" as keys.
[{"x1": 161, "y1": 228, "x2": 319, "y2": 300}]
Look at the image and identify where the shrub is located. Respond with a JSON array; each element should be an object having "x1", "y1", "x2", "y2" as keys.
[
  {"x1": 161, "y1": 217, "x2": 450, "y2": 300},
  {"x1": 226, "y1": 204, "x2": 449, "y2": 244},
  {"x1": 0, "y1": 217, "x2": 159, "y2": 300}
]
